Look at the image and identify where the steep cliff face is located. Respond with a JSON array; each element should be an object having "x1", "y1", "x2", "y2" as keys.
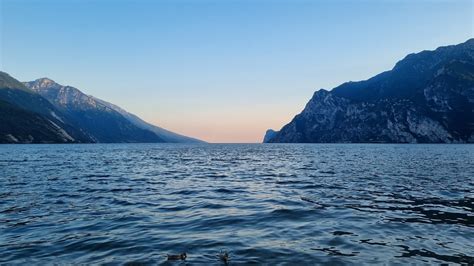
[
  {"x1": 263, "y1": 129, "x2": 278, "y2": 143},
  {"x1": 266, "y1": 39, "x2": 474, "y2": 143}
]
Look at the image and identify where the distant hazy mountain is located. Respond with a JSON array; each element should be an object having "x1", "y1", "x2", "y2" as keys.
[
  {"x1": 0, "y1": 72, "x2": 93, "y2": 143},
  {"x1": 93, "y1": 98, "x2": 204, "y2": 143},
  {"x1": 266, "y1": 39, "x2": 474, "y2": 143},
  {"x1": 24, "y1": 78, "x2": 201, "y2": 143}
]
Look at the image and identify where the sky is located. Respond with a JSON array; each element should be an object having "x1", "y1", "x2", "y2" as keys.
[{"x1": 0, "y1": 0, "x2": 473, "y2": 143}]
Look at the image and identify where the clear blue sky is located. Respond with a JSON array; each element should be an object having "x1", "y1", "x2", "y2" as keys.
[{"x1": 1, "y1": 0, "x2": 472, "y2": 142}]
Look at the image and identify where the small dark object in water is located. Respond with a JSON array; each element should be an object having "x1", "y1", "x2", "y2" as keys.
[
  {"x1": 300, "y1": 196, "x2": 325, "y2": 208},
  {"x1": 167, "y1": 252, "x2": 187, "y2": 260},
  {"x1": 218, "y1": 250, "x2": 229, "y2": 264}
]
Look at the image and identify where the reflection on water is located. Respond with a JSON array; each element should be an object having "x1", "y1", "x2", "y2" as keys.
[{"x1": 0, "y1": 144, "x2": 473, "y2": 264}]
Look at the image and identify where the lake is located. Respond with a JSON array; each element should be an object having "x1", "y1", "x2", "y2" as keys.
[{"x1": 1, "y1": 144, "x2": 473, "y2": 264}]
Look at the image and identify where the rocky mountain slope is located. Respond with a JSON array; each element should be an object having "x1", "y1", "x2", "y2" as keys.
[
  {"x1": 25, "y1": 78, "x2": 164, "y2": 143},
  {"x1": 265, "y1": 39, "x2": 474, "y2": 143},
  {"x1": 24, "y1": 78, "x2": 202, "y2": 143},
  {"x1": 0, "y1": 72, "x2": 93, "y2": 143}
]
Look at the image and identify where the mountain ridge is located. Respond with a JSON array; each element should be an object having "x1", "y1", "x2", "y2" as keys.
[
  {"x1": 91, "y1": 96, "x2": 204, "y2": 143},
  {"x1": 0, "y1": 72, "x2": 93, "y2": 143},
  {"x1": 24, "y1": 78, "x2": 202, "y2": 143},
  {"x1": 265, "y1": 39, "x2": 474, "y2": 143}
]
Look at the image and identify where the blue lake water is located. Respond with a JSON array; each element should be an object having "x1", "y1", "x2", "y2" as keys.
[{"x1": 0, "y1": 144, "x2": 473, "y2": 264}]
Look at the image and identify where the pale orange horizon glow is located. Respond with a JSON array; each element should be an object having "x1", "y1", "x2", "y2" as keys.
[{"x1": 145, "y1": 106, "x2": 302, "y2": 143}]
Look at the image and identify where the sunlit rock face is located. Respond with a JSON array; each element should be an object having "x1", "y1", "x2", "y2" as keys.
[
  {"x1": 26, "y1": 78, "x2": 112, "y2": 111},
  {"x1": 266, "y1": 39, "x2": 474, "y2": 143}
]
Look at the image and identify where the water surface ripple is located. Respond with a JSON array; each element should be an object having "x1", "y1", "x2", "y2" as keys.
[{"x1": 1, "y1": 144, "x2": 473, "y2": 264}]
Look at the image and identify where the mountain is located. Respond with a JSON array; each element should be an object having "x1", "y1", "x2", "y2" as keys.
[
  {"x1": 266, "y1": 39, "x2": 474, "y2": 143},
  {"x1": 0, "y1": 72, "x2": 93, "y2": 143},
  {"x1": 93, "y1": 98, "x2": 203, "y2": 143},
  {"x1": 24, "y1": 78, "x2": 201, "y2": 143}
]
